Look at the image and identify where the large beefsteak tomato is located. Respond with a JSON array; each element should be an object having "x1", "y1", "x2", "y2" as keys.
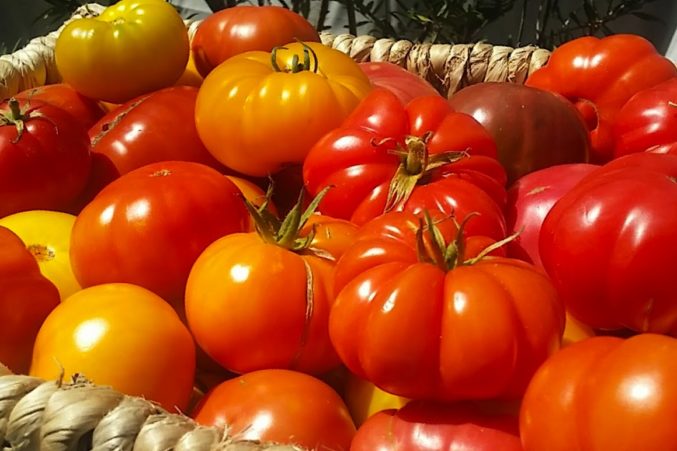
[
  {"x1": 195, "y1": 42, "x2": 372, "y2": 177},
  {"x1": 55, "y1": 0, "x2": 189, "y2": 103},
  {"x1": 70, "y1": 161, "x2": 248, "y2": 307},
  {"x1": 540, "y1": 152, "x2": 677, "y2": 333},
  {"x1": 0, "y1": 226, "x2": 59, "y2": 374},
  {"x1": 521, "y1": 334, "x2": 677, "y2": 451},
  {"x1": 0, "y1": 98, "x2": 91, "y2": 218},
  {"x1": 526, "y1": 34, "x2": 677, "y2": 163},
  {"x1": 303, "y1": 88, "x2": 507, "y2": 236},
  {"x1": 191, "y1": 5, "x2": 320, "y2": 77},
  {"x1": 330, "y1": 213, "x2": 564, "y2": 401},
  {"x1": 359, "y1": 62, "x2": 441, "y2": 104}
]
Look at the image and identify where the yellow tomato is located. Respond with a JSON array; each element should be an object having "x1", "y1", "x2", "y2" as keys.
[
  {"x1": 30, "y1": 283, "x2": 196, "y2": 411},
  {"x1": 175, "y1": 50, "x2": 204, "y2": 88},
  {"x1": 0, "y1": 210, "x2": 80, "y2": 301},
  {"x1": 562, "y1": 311, "x2": 596, "y2": 347},
  {"x1": 55, "y1": 0, "x2": 189, "y2": 103},
  {"x1": 344, "y1": 373, "x2": 408, "y2": 426},
  {"x1": 195, "y1": 42, "x2": 372, "y2": 177}
]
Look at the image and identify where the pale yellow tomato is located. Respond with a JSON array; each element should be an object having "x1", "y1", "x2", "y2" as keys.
[
  {"x1": 344, "y1": 373, "x2": 408, "y2": 426},
  {"x1": 0, "y1": 210, "x2": 80, "y2": 301}
]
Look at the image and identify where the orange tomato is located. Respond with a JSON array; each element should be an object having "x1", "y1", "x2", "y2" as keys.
[
  {"x1": 302, "y1": 214, "x2": 359, "y2": 261},
  {"x1": 344, "y1": 373, "x2": 408, "y2": 426},
  {"x1": 562, "y1": 312, "x2": 595, "y2": 347},
  {"x1": 30, "y1": 283, "x2": 195, "y2": 411},
  {"x1": 175, "y1": 50, "x2": 203, "y2": 88}
]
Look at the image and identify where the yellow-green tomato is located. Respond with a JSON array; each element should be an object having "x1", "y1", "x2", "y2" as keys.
[
  {"x1": 0, "y1": 210, "x2": 80, "y2": 301},
  {"x1": 55, "y1": 0, "x2": 189, "y2": 103}
]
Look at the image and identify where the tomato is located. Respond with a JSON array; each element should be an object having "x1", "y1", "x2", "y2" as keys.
[
  {"x1": 359, "y1": 62, "x2": 441, "y2": 104},
  {"x1": 614, "y1": 78, "x2": 677, "y2": 157},
  {"x1": 191, "y1": 5, "x2": 320, "y2": 78},
  {"x1": 303, "y1": 88, "x2": 507, "y2": 236},
  {"x1": 0, "y1": 226, "x2": 59, "y2": 374},
  {"x1": 352, "y1": 400, "x2": 522, "y2": 450},
  {"x1": 185, "y1": 193, "x2": 344, "y2": 375},
  {"x1": 14, "y1": 83, "x2": 106, "y2": 129},
  {"x1": 562, "y1": 312, "x2": 595, "y2": 347},
  {"x1": 195, "y1": 42, "x2": 372, "y2": 177},
  {"x1": 521, "y1": 334, "x2": 677, "y2": 451},
  {"x1": 0, "y1": 210, "x2": 80, "y2": 301},
  {"x1": 302, "y1": 214, "x2": 359, "y2": 261},
  {"x1": 331, "y1": 213, "x2": 564, "y2": 401},
  {"x1": 55, "y1": 0, "x2": 189, "y2": 103},
  {"x1": 193, "y1": 369, "x2": 355, "y2": 449},
  {"x1": 448, "y1": 82, "x2": 591, "y2": 183},
  {"x1": 506, "y1": 163, "x2": 599, "y2": 268},
  {"x1": 526, "y1": 34, "x2": 677, "y2": 163},
  {"x1": 225, "y1": 175, "x2": 278, "y2": 230},
  {"x1": 540, "y1": 152, "x2": 677, "y2": 333},
  {"x1": 30, "y1": 283, "x2": 195, "y2": 411},
  {"x1": 70, "y1": 161, "x2": 248, "y2": 308},
  {"x1": 82, "y1": 86, "x2": 225, "y2": 206},
  {"x1": 175, "y1": 50, "x2": 204, "y2": 88},
  {"x1": 0, "y1": 98, "x2": 91, "y2": 218},
  {"x1": 344, "y1": 373, "x2": 408, "y2": 426}
]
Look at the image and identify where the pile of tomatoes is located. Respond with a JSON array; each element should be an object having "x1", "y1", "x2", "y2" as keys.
[{"x1": 1, "y1": 0, "x2": 677, "y2": 449}]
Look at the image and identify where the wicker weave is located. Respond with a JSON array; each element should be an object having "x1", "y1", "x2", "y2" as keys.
[{"x1": 0, "y1": 3, "x2": 551, "y2": 100}]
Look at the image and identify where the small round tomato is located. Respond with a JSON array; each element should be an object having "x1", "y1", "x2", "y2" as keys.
[
  {"x1": 55, "y1": 0, "x2": 189, "y2": 103},
  {"x1": 0, "y1": 210, "x2": 80, "y2": 301},
  {"x1": 193, "y1": 369, "x2": 355, "y2": 450},
  {"x1": 30, "y1": 283, "x2": 195, "y2": 411},
  {"x1": 0, "y1": 226, "x2": 59, "y2": 374},
  {"x1": 0, "y1": 98, "x2": 91, "y2": 218},
  {"x1": 14, "y1": 83, "x2": 106, "y2": 129},
  {"x1": 70, "y1": 161, "x2": 249, "y2": 307},
  {"x1": 195, "y1": 42, "x2": 372, "y2": 177},
  {"x1": 191, "y1": 5, "x2": 320, "y2": 77}
]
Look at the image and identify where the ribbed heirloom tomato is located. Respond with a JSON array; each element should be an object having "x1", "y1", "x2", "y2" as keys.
[
  {"x1": 330, "y1": 212, "x2": 564, "y2": 401},
  {"x1": 185, "y1": 192, "x2": 356, "y2": 375},
  {"x1": 195, "y1": 42, "x2": 372, "y2": 177},
  {"x1": 70, "y1": 161, "x2": 248, "y2": 308},
  {"x1": 30, "y1": 283, "x2": 195, "y2": 411},
  {"x1": 303, "y1": 88, "x2": 507, "y2": 234},
  {"x1": 55, "y1": 0, "x2": 189, "y2": 103}
]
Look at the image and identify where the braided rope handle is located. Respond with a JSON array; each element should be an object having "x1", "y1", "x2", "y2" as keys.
[
  {"x1": 0, "y1": 368, "x2": 305, "y2": 451},
  {"x1": 0, "y1": 3, "x2": 551, "y2": 100}
]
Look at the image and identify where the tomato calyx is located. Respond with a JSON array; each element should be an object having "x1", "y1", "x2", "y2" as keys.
[
  {"x1": 243, "y1": 185, "x2": 333, "y2": 258},
  {"x1": 271, "y1": 44, "x2": 319, "y2": 74},
  {"x1": 415, "y1": 211, "x2": 519, "y2": 271},
  {"x1": 378, "y1": 132, "x2": 468, "y2": 212},
  {"x1": 1, "y1": 99, "x2": 31, "y2": 143}
]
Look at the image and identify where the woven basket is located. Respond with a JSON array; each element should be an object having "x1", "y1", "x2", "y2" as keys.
[{"x1": 0, "y1": 4, "x2": 552, "y2": 450}]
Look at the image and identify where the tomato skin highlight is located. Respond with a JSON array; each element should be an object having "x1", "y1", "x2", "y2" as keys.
[{"x1": 55, "y1": 0, "x2": 189, "y2": 103}]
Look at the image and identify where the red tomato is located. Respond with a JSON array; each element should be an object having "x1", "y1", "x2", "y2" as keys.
[
  {"x1": 448, "y1": 82, "x2": 591, "y2": 183},
  {"x1": 70, "y1": 161, "x2": 248, "y2": 308},
  {"x1": 191, "y1": 5, "x2": 320, "y2": 77},
  {"x1": 331, "y1": 212, "x2": 564, "y2": 401},
  {"x1": 193, "y1": 369, "x2": 355, "y2": 450},
  {"x1": 352, "y1": 400, "x2": 522, "y2": 451},
  {"x1": 521, "y1": 334, "x2": 677, "y2": 451},
  {"x1": 14, "y1": 83, "x2": 106, "y2": 129},
  {"x1": 359, "y1": 62, "x2": 441, "y2": 104},
  {"x1": 526, "y1": 34, "x2": 677, "y2": 163},
  {"x1": 506, "y1": 163, "x2": 599, "y2": 268},
  {"x1": 614, "y1": 78, "x2": 677, "y2": 157},
  {"x1": 0, "y1": 99, "x2": 90, "y2": 218},
  {"x1": 0, "y1": 226, "x2": 59, "y2": 374},
  {"x1": 81, "y1": 86, "x2": 225, "y2": 206},
  {"x1": 540, "y1": 152, "x2": 677, "y2": 333},
  {"x1": 303, "y1": 88, "x2": 507, "y2": 237}
]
